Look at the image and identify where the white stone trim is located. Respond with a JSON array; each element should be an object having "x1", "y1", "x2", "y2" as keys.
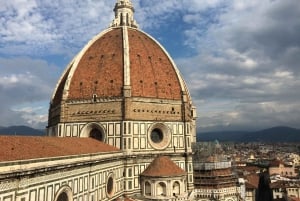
[
  {"x1": 0, "y1": 152, "x2": 122, "y2": 175},
  {"x1": 50, "y1": 59, "x2": 75, "y2": 103},
  {"x1": 122, "y1": 26, "x2": 131, "y2": 89},
  {"x1": 147, "y1": 122, "x2": 172, "y2": 150}
]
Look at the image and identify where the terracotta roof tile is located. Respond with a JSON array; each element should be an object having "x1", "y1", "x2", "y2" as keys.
[
  {"x1": 52, "y1": 27, "x2": 187, "y2": 104},
  {"x1": 245, "y1": 182, "x2": 257, "y2": 189},
  {"x1": 68, "y1": 28, "x2": 124, "y2": 100},
  {"x1": 128, "y1": 29, "x2": 182, "y2": 100},
  {"x1": 0, "y1": 136, "x2": 119, "y2": 162},
  {"x1": 237, "y1": 166, "x2": 261, "y2": 173},
  {"x1": 245, "y1": 173, "x2": 259, "y2": 188},
  {"x1": 269, "y1": 159, "x2": 285, "y2": 167},
  {"x1": 141, "y1": 156, "x2": 186, "y2": 177}
]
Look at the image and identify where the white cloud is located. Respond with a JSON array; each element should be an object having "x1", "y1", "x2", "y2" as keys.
[
  {"x1": 0, "y1": 0, "x2": 300, "y2": 131},
  {"x1": 0, "y1": 57, "x2": 57, "y2": 128},
  {"x1": 12, "y1": 106, "x2": 48, "y2": 128},
  {"x1": 0, "y1": 0, "x2": 114, "y2": 56},
  {"x1": 174, "y1": 0, "x2": 300, "y2": 131},
  {"x1": 0, "y1": 73, "x2": 35, "y2": 87}
]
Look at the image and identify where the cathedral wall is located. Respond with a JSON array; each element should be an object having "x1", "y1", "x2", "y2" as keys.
[
  {"x1": 47, "y1": 118, "x2": 196, "y2": 196},
  {"x1": 48, "y1": 120, "x2": 194, "y2": 153},
  {"x1": 125, "y1": 100, "x2": 183, "y2": 121},
  {"x1": 125, "y1": 98, "x2": 194, "y2": 122},
  {"x1": 64, "y1": 100, "x2": 123, "y2": 122},
  {"x1": 0, "y1": 155, "x2": 124, "y2": 201}
]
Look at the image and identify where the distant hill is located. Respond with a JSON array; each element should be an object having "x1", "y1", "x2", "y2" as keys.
[
  {"x1": 197, "y1": 131, "x2": 249, "y2": 142},
  {"x1": 0, "y1": 126, "x2": 45, "y2": 136},
  {"x1": 197, "y1": 126, "x2": 300, "y2": 142}
]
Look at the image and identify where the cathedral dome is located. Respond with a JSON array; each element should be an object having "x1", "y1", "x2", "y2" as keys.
[
  {"x1": 51, "y1": 1, "x2": 191, "y2": 106},
  {"x1": 51, "y1": 27, "x2": 189, "y2": 105},
  {"x1": 48, "y1": 0, "x2": 196, "y2": 134}
]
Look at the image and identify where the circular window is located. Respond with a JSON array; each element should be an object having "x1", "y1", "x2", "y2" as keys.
[
  {"x1": 106, "y1": 175, "x2": 115, "y2": 198},
  {"x1": 148, "y1": 123, "x2": 171, "y2": 150},
  {"x1": 151, "y1": 128, "x2": 163, "y2": 143}
]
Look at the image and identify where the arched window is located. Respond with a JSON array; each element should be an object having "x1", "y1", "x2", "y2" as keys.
[
  {"x1": 120, "y1": 13, "x2": 124, "y2": 25},
  {"x1": 90, "y1": 128, "x2": 104, "y2": 141},
  {"x1": 126, "y1": 13, "x2": 129, "y2": 26},
  {"x1": 80, "y1": 123, "x2": 107, "y2": 142},
  {"x1": 157, "y1": 182, "x2": 167, "y2": 197},
  {"x1": 54, "y1": 186, "x2": 73, "y2": 201},
  {"x1": 173, "y1": 181, "x2": 180, "y2": 196},
  {"x1": 57, "y1": 192, "x2": 68, "y2": 201},
  {"x1": 145, "y1": 181, "x2": 151, "y2": 196}
]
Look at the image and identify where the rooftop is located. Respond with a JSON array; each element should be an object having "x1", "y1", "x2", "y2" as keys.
[
  {"x1": 0, "y1": 136, "x2": 119, "y2": 162},
  {"x1": 141, "y1": 156, "x2": 186, "y2": 177}
]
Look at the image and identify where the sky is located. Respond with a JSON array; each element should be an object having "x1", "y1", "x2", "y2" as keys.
[{"x1": 0, "y1": 0, "x2": 300, "y2": 132}]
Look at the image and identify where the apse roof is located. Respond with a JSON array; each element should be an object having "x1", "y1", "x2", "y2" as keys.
[{"x1": 141, "y1": 155, "x2": 186, "y2": 177}]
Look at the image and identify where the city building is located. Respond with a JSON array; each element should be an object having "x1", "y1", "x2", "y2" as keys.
[
  {"x1": 271, "y1": 181, "x2": 300, "y2": 200},
  {"x1": 0, "y1": 0, "x2": 197, "y2": 201},
  {"x1": 269, "y1": 159, "x2": 297, "y2": 178},
  {"x1": 192, "y1": 142, "x2": 245, "y2": 201}
]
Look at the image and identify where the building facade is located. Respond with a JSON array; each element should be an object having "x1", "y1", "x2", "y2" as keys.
[
  {"x1": 0, "y1": 0, "x2": 197, "y2": 201},
  {"x1": 269, "y1": 159, "x2": 297, "y2": 178},
  {"x1": 193, "y1": 142, "x2": 245, "y2": 201}
]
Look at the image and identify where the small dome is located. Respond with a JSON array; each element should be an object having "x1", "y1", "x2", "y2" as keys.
[{"x1": 141, "y1": 156, "x2": 186, "y2": 177}]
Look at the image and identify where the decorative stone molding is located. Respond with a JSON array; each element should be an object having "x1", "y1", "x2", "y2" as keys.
[{"x1": 147, "y1": 123, "x2": 172, "y2": 150}]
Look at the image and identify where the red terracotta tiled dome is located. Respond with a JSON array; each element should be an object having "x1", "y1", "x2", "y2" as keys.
[
  {"x1": 48, "y1": 0, "x2": 196, "y2": 131},
  {"x1": 51, "y1": 26, "x2": 188, "y2": 105}
]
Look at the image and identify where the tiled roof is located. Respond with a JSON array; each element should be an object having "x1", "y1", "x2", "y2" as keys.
[
  {"x1": 245, "y1": 182, "x2": 257, "y2": 189},
  {"x1": 269, "y1": 159, "x2": 284, "y2": 167},
  {"x1": 128, "y1": 29, "x2": 182, "y2": 100},
  {"x1": 237, "y1": 165, "x2": 261, "y2": 173},
  {"x1": 141, "y1": 156, "x2": 186, "y2": 177},
  {"x1": 68, "y1": 28, "x2": 124, "y2": 100},
  {"x1": 52, "y1": 27, "x2": 186, "y2": 105},
  {"x1": 245, "y1": 173, "x2": 259, "y2": 189},
  {"x1": 0, "y1": 136, "x2": 119, "y2": 162}
]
